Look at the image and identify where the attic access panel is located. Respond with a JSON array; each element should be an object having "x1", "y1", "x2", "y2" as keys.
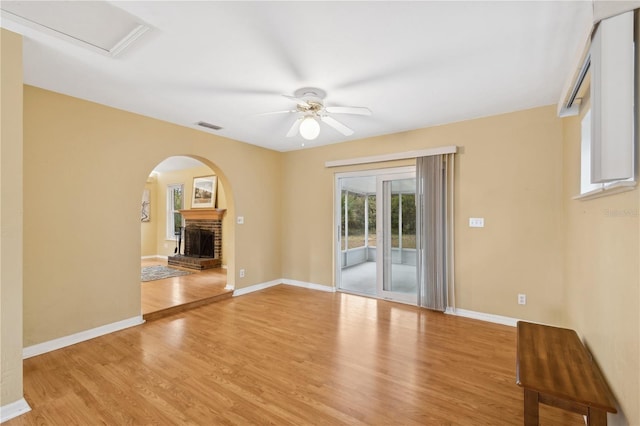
[{"x1": 0, "y1": 1, "x2": 149, "y2": 57}]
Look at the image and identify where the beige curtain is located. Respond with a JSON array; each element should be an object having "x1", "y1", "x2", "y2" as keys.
[{"x1": 416, "y1": 154, "x2": 454, "y2": 311}]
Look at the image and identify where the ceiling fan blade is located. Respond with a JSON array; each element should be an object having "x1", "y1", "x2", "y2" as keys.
[
  {"x1": 325, "y1": 106, "x2": 372, "y2": 116},
  {"x1": 320, "y1": 115, "x2": 354, "y2": 136},
  {"x1": 282, "y1": 94, "x2": 310, "y2": 108},
  {"x1": 286, "y1": 118, "x2": 302, "y2": 137}
]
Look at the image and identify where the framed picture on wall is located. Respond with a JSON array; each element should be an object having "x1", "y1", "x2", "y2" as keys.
[{"x1": 192, "y1": 175, "x2": 217, "y2": 208}]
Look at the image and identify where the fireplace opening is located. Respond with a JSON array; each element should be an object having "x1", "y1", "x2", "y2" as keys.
[{"x1": 184, "y1": 226, "x2": 215, "y2": 258}]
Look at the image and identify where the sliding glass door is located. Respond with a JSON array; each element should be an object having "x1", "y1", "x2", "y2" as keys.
[{"x1": 336, "y1": 168, "x2": 417, "y2": 304}]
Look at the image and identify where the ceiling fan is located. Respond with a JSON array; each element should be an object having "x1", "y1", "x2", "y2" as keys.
[{"x1": 265, "y1": 87, "x2": 372, "y2": 141}]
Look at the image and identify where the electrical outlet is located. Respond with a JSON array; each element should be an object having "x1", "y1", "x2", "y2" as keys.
[
  {"x1": 469, "y1": 217, "x2": 485, "y2": 228},
  {"x1": 518, "y1": 294, "x2": 527, "y2": 305},
  {"x1": 239, "y1": 268, "x2": 245, "y2": 278}
]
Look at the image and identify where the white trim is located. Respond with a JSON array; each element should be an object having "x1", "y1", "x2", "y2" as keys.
[
  {"x1": 0, "y1": 398, "x2": 31, "y2": 423},
  {"x1": 224, "y1": 284, "x2": 234, "y2": 291},
  {"x1": 573, "y1": 180, "x2": 637, "y2": 200},
  {"x1": 232, "y1": 280, "x2": 281, "y2": 296},
  {"x1": 445, "y1": 307, "x2": 519, "y2": 327},
  {"x1": 23, "y1": 316, "x2": 144, "y2": 359},
  {"x1": 109, "y1": 25, "x2": 150, "y2": 58},
  {"x1": 335, "y1": 166, "x2": 416, "y2": 180},
  {"x1": 233, "y1": 279, "x2": 336, "y2": 297},
  {"x1": 325, "y1": 146, "x2": 457, "y2": 168},
  {"x1": 282, "y1": 279, "x2": 336, "y2": 292}
]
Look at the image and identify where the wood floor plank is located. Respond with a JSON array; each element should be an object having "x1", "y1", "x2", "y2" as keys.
[{"x1": 8, "y1": 285, "x2": 585, "y2": 425}]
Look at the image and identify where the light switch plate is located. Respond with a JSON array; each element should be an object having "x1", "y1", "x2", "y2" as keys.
[{"x1": 237, "y1": 216, "x2": 244, "y2": 224}]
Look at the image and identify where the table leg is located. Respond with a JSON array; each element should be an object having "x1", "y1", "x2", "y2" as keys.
[
  {"x1": 587, "y1": 407, "x2": 607, "y2": 426},
  {"x1": 523, "y1": 389, "x2": 539, "y2": 426}
]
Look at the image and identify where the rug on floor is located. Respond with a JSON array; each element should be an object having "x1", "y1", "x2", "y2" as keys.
[{"x1": 141, "y1": 265, "x2": 193, "y2": 282}]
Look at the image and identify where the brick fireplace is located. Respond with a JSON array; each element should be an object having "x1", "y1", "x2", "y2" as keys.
[{"x1": 168, "y1": 208, "x2": 225, "y2": 270}]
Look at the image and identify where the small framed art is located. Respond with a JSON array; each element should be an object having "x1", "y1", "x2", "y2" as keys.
[{"x1": 192, "y1": 175, "x2": 217, "y2": 208}]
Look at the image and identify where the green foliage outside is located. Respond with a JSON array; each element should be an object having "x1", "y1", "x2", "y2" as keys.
[{"x1": 341, "y1": 191, "x2": 416, "y2": 250}]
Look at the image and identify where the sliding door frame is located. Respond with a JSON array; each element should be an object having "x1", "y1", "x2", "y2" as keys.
[{"x1": 334, "y1": 166, "x2": 416, "y2": 298}]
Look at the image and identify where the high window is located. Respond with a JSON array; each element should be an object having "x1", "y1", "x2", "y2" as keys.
[{"x1": 577, "y1": 11, "x2": 637, "y2": 199}]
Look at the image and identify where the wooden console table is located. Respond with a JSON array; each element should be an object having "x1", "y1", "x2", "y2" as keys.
[{"x1": 516, "y1": 321, "x2": 617, "y2": 426}]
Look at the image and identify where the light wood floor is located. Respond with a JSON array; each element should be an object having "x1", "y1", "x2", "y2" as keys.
[
  {"x1": 7, "y1": 286, "x2": 585, "y2": 425},
  {"x1": 141, "y1": 258, "x2": 231, "y2": 321}
]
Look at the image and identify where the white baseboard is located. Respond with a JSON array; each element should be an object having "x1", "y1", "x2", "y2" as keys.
[
  {"x1": 282, "y1": 279, "x2": 336, "y2": 293},
  {"x1": 232, "y1": 280, "x2": 282, "y2": 297},
  {"x1": 23, "y1": 316, "x2": 145, "y2": 359},
  {"x1": 0, "y1": 398, "x2": 31, "y2": 423},
  {"x1": 233, "y1": 278, "x2": 335, "y2": 297},
  {"x1": 445, "y1": 307, "x2": 519, "y2": 327}
]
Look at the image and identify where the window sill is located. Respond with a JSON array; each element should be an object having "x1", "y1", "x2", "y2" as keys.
[{"x1": 573, "y1": 180, "x2": 637, "y2": 201}]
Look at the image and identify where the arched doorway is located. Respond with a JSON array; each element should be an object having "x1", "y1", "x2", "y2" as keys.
[{"x1": 140, "y1": 156, "x2": 233, "y2": 320}]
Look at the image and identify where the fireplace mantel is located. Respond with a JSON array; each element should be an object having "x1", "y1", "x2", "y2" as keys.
[{"x1": 179, "y1": 208, "x2": 226, "y2": 221}]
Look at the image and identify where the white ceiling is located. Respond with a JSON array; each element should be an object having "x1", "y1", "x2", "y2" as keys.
[{"x1": 1, "y1": 1, "x2": 593, "y2": 152}]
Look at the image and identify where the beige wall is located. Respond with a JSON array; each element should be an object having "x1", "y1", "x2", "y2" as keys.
[
  {"x1": 563, "y1": 115, "x2": 639, "y2": 426},
  {"x1": 560, "y1": 51, "x2": 640, "y2": 426},
  {"x1": 282, "y1": 105, "x2": 566, "y2": 323},
  {"x1": 281, "y1": 101, "x2": 638, "y2": 423},
  {"x1": 0, "y1": 29, "x2": 24, "y2": 408},
  {"x1": 23, "y1": 86, "x2": 282, "y2": 346}
]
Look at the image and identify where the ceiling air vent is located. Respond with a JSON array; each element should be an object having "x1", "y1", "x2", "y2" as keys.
[{"x1": 197, "y1": 121, "x2": 223, "y2": 131}]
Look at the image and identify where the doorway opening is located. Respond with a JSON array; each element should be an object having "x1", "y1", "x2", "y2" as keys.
[
  {"x1": 140, "y1": 156, "x2": 232, "y2": 320},
  {"x1": 335, "y1": 167, "x2": 417, "y2": 305}
]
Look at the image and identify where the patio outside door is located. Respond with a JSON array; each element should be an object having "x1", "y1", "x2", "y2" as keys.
[{"x1": 336, "y1": 168, "x2": 417, "y2": 304}]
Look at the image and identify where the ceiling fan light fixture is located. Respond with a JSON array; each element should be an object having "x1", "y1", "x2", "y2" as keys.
[{"x1": 299, "y1": 116, "x2": 320, "y2": 140}]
